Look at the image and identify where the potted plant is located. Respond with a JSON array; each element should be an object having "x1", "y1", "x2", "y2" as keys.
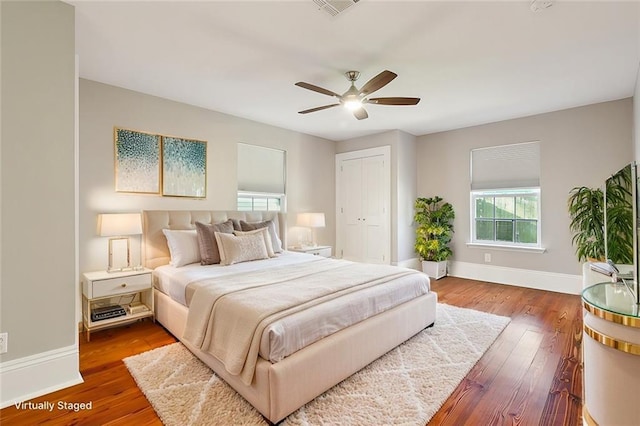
[
  {"x1": 567, "y1": 165, "x2": 634, "y2": 263},
  {"x1": 603, "y1": 165, "x2": 634, "y2": 264},
  {"x1": 567, "y1": 186, "x2": 605, "y2": 262},
  {"x1": 414, "y1": 196, "x2": 455, "y2": 279}
]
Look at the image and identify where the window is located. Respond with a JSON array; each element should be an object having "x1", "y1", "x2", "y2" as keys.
[
  {"x1": 470, "y1": 141, "x2": 541, "y2": 249},
  {"x1": 237, "y1": 192, "x2": 284, "y2": 212},
  {"x1": 237, "y1": 143, "x2": 286, "y2": 212},
  {"x1": 472, "y1": 189, "x2": 540, "y2": 245}
]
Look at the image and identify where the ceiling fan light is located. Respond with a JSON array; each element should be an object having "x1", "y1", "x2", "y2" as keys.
[{"x1": 343, "y1": 99, "x2": 362, "y2": 110}]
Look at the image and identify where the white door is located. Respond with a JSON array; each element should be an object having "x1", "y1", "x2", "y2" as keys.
[
  {"x1": 336, "y1": 146, "x2": 390, "y2": 264},
  {"x1": 362, "y1": 155, "x2": 386, "y2": 263},
  {"x1": 341, "y1": 158, "x2": 363, "y2": 261}
]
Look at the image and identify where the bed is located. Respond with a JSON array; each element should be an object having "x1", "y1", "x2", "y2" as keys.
[{"x1": 142, "y1": 210, "x2": 438, "y2": 424}]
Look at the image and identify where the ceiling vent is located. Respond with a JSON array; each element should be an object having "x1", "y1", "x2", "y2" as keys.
[{"x1": 312, "y1": 0, "x2": 361, "y2": 17}]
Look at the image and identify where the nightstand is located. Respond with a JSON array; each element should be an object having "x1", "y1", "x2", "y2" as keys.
[
  {"x1": 82, "y1": 268, "x2": 154, "y2": 341},
  {"x1": 288, "y1": 245, "x2": 332, "y2": 257}
]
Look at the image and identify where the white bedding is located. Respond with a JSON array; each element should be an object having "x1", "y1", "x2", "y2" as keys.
[{"x1": 153, "y1": 251, "x2": 431, "y2": 363}]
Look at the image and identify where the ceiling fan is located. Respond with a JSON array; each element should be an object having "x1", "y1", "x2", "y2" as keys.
[{"x1": 295, "y1": 70, "x2": 420, "y2": 120}]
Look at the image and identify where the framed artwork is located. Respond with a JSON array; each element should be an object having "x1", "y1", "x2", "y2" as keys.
[
  {"x1": 162, "y1": 136, "x2": 207, "y2": 198},
  {"x1": 114, "y1": 128, "x2": 161, "y2": 194}
]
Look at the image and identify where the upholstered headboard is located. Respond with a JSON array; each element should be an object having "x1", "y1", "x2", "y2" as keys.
[{"x1": 142, "y1": 210, "x2": 287, "y2": 269}]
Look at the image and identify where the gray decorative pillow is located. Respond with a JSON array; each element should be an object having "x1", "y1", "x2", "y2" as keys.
[
  {"x1": 195, "y1": 220, "x2": 235, "y2": 265},
  {"x1": 239, "y1": 219, "x2": 283, "y2": 252},
  {"x1": 230, "y1": 218, "x2": 242, "y2": 231}
]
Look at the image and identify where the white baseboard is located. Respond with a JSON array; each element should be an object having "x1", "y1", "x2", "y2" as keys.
[
  {"x1": 449, "y1": 261, "x2": 582, "y2": 295},
  {"x1": 0, "y1": 344, "x2": 83, "y2": 409},
  {"x1": 394, "y1": 258, "x2": 421, "y2": 270}
]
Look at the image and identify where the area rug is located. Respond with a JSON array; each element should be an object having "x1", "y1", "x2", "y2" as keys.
[{"x1": 124, "y1": 303, "x2": 510, "y2": 425}]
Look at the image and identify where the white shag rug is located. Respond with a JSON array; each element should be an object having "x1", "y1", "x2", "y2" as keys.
[{"x1": 124, "y1": 303, "x2": 510, "y2": 426}]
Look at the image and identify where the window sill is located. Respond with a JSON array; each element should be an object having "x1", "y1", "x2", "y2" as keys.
[{"x1": 466, "y1": 242, "x2": 546, "y2": 253}]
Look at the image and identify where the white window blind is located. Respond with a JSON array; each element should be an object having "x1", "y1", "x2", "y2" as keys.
[
  {"x1": 471, "y1": 141, "x2": 540, "y2": 190},
  {"x1": 237, "y1": 143, "x2": 286, "y2": 194}
]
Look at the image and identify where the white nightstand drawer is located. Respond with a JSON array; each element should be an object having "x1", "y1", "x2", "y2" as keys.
[
  {"x1": 307, "y1": 247, "x2": 332, "y2": 257},
  {"x1": 91, "y1": 273, "x2": 151, "y2": 298}
]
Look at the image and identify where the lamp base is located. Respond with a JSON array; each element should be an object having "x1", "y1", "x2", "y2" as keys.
[
  {"x1": 108, "y1": 237, "x2": 132, "y2": 273},
  {"x1": 299, "y1": 243, "x2": 318, "y2": 250}
]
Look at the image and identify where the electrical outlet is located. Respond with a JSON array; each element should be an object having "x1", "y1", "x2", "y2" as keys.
[
  {"x1": 484, "y1": 253, "x2": 492, "y2": 263},
  {"x1": 0, "y1": 332, "x2": 7, "y2": 354}
]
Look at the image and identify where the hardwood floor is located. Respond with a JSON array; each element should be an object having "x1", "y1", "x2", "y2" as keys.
[
  {"x1": 429, "y1": 277, "x2": 583, "y2": 426},
  {"x1": 0, "y1": 277, "x2": 582, "y2": 425},
  {"x1": 0, "y1": 321, "x2": 176, "y2": 426}
]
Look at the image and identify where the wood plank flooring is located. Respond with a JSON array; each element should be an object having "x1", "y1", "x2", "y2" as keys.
[
  {"x1": 0, "y1": 276, "x2": 582, "y2": 425},
  {"x1": 428, "y1": 277, "x2": 583, "y2": 426},
  {"x1": 1, "y1": 321, "x2": 176, "y2": 426}
]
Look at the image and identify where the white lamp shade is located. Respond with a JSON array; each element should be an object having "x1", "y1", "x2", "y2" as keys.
[
  {"x1": 98, "y1": 213, "x2": 142, "y2": 237},
  {"x1": 297, "y1": 212, "x2": 326, "y2": 228}
]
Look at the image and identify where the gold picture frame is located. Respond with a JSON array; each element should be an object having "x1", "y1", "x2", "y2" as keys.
[
  {"x1": 162, "y1": 136, "x2": 207, "y2": 198},
  {"x1": 114, "y1": 128, "x2": 161, "y2": 194},
  {"x1": 113, "y1": 127, "x2": 207, "y2": 198}
]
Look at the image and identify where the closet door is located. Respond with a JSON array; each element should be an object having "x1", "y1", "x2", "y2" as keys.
[
  {"x1": 341, "y1": 158, "x2": 363, "y2": 261},
  {"x1": 361, "y1": 155, "x2": 386, "y2": 263},
  {"x1": 336, "y1": 146, "x2": 390, "y2": 264}
]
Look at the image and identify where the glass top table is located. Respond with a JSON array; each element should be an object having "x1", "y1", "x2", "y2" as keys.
[{"x1": 582, "y1": 282, "x2": 640, "y2": 326}]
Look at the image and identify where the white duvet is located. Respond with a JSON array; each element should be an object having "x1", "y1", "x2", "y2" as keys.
[{"x1": 154, "y1": 252, "x2": 430, "y2": 363}]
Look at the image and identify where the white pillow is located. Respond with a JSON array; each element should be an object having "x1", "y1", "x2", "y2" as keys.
[
  {"x1": 162, "y1": 229, "x2": 200, "y2": 267},
  {"x1": 214, "y1": 231, "x2": 269, "y2": 266},
  {"x1": 234, "y1": 227, "x2": 276, "y2": 257}
]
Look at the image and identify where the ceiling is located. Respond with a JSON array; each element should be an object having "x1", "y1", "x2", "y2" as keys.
[{"x1": 71, "y1": 1, "x2": 640, "y2": 141}]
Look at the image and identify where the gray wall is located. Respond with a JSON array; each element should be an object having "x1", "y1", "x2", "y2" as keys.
[
  {"x1": 635, "y1": 61, "x2": 640, "y2": 163},
  {"x1": 417, "y1": 99, "x2": 633, "y2": 276},
  {"x1": 396, "y1": 131, "x2": 418, "y2": 263},
  {"x1": 636, "y1": 5, "x2": 640, "y2": 163},
  {"x1": 79, "y1": 79, "x2": 336, "y2": 284},
  {"x1": 336, "y1": 130, "x2": 418, "y2": 266},
  {"x1": 1, "y1": 1, "x2": 76, "y2": 361}
]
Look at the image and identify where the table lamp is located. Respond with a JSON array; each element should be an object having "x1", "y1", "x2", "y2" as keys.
[
  {"x1": 98, "y1": 213, "x2": 142, "y2": 272},
  {"x1": 296, "y1": 212, "x2": 325, "y2": 247}
]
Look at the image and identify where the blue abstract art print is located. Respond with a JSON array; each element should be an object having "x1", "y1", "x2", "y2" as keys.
[
  {"x1": 162, "y1": 137, "x2": 207, "y2": 198},
  {"x1": 114, "y1": 128, "x2": 161, "y2": 194}
]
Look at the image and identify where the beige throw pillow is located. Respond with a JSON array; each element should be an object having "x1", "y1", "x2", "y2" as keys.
[
  {"x1": 239, "y1": 219, "x2": 283, "y2": 252},
  {"x1": 234, "y1": 227, "x2": 276, "y2": 257},
  {"x1": 214, "y1": 231, "x2": 269, "y2": 266}
]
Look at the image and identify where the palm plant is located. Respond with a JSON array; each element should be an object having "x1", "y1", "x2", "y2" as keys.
[
  {"x1": 414, "y1": 196, "x2": 455, "y2": 262},
  {"x1": 567, "y1": 186, "x2": 604, "y2": 262},
  {"x1": 604, "y1": 165, "x2": 634, "y2": 264},
  {"x1": 567, "y1": 164, "x2": 634, "y2": 263}
]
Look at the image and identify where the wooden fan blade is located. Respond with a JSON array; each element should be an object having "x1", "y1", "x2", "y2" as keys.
[
  {"x1": 298, "y1": 104, "x2": 340, "y2": 114},
  {"x1": 295, "y1": 82, "x2": 341, "y2": 98},
  {"x1": 359, "y1": 70, "x2": 397, "y2": 96},
  {"x1": 353, "y1": 107, "x2": 368, "y2": 120},
  {"x1": 367, "y1": 97, "x2": 421, "y2": 105}
]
